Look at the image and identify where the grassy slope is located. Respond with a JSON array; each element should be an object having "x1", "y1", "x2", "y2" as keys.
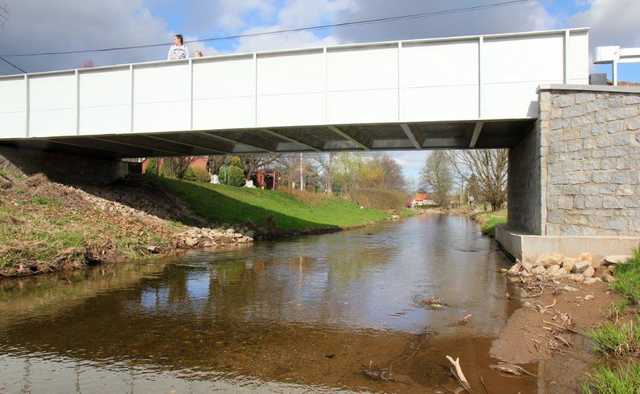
[
  {"x1": 0, "y1": 172, "x2": 180, "y2": 274},
  {"x1": 473, "y1": 209, "x2": 507, "y2": 237},
  {"x1": 153, "y1": 176, "x2": 389, "y2": 232},
  {"x1": 583, "y1": 251, "x2": 640, "y2": 393}
]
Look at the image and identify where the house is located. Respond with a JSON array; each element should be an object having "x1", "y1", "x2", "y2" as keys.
[
  {"x1": 411, "y1": 192, "x2": 436, "y2": 208},
  {"x1": 252, "y1": 169, "x2": 280, "y2": 190}
]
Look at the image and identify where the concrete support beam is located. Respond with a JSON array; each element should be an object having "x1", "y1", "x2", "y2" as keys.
[
  {"x1": 145, "y1": 135, "x2": 226, "y2": 155},
  {"x1": 198, "y1": 132, "x2": 270, "y2": 153},
  {"x1": 90, "y1": 137, "x2": 182, "y2": 157},
  {"x1": 400, "y1": 124, "x2": 421, "y2": 149},
  {"x1": 327, "y1": 126, "x2": 369, "y2": 150},
  {"x1": 261, "y1": 129, "x2": 321, "y2": 152},
  {"x1": 469, "y1": 121, "x2": 484, "y2": 148}
]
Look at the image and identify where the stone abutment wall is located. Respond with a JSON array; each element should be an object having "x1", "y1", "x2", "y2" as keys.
[{"x1": 508, "y1": 85, "x2": 640, "y2": 236}]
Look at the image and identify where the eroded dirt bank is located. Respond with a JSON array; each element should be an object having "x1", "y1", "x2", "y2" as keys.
[
  {"x1": 0, "y1": 168, "x2": 252, "y2": 278},
  {"x1": 489, "y1": 253, "x2": 630, "y2": 393}
]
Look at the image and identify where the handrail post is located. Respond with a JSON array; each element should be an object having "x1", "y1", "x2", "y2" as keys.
[
  {"x1": 563, "y1": 30, "x2": 569, "y2": 84},
  {"x1": 478, "y1": 36, "x2": 483, "y2": 119},
  {"x1": 253, "y1": 53, "x2": 258, "y2": 127},
  {"x1": 397, "y1": 41, "x2": 402, "y2": 122},
  {"x1": 75, "y1": 69, "x2": 80, "y2": 135},
  {"x1": 24, "y1": 74, "x2": 29, "y2": 138},
  {"x1": 129, "y1": 64, "x2": 134, "y2": 132},
  {"x1": 323, "y1": 46, "x2": 328, "y2": 124},
  {"x1": 188, "y1": 59, "x2": 194, "y2": 130}
]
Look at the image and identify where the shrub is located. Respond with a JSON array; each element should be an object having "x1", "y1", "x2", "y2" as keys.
[
  {"x1": 218, "y1": 165, "x2": 245, "y2": 187},
  {"x1": 184, "y1": 167, "x2": 211, "y2": 183}
]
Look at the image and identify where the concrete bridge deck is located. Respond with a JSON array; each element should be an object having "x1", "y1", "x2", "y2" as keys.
[{"x1": 0, "y1": 28, "x2": 589, "y2": 157}]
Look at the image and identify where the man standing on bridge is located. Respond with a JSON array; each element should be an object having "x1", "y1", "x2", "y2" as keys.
[{"x1": 167, "y1": 34, "x2": 190, "y2": 60}]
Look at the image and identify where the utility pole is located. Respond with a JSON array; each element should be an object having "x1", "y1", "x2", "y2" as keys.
[{"x1": 299, "y1": 152, "x2": 304, "y2": 191}]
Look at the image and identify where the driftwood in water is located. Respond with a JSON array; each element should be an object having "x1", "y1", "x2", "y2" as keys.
[{"x1": 446, "y1": 355, "x2": 472, "y2": 392}]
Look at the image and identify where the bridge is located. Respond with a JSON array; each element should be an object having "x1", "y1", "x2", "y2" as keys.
[
  {"x1": 1, "y1": 27, "x2": 640, "y2": 262},
  {"x1": 0, "y1": 28, "x2": 588, "y2": 157}
]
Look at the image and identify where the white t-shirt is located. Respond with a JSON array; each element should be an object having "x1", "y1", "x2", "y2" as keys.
[{"x1": 167, "y1": 45, "x2": 190, "y2": 60}]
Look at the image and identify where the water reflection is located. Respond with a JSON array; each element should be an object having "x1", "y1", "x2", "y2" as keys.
[{"x1": 0, "y1": 214, "x2": 530, "y2": 393}]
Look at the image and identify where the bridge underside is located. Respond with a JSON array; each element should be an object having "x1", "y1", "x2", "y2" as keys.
[{"x1": 0, "y1": 119, "x2": 534, "y2": 158}]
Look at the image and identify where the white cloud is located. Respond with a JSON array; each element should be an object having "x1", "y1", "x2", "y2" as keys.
[
  {"x1": 569, "y1": 0, "x2": 640, "y2": 48},
  {"x1": 0, "y1": 0, "x2": 173, "y2": 73}
]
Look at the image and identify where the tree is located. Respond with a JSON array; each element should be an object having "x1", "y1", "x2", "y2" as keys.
[
  {"x1": 420, "y1": 151, "x2": 453, "y2": 206},
  {"x1": 241, "y1": 153, "x2": 282, "y2": 180},
  {"x1": 448, "y1": 150, "x2": 508, "y2": 211},
  {"x1": 376, "y1": 154, "x2": 406, "y2": 191},
  {"x1": 164, "y1": 156, "x2": 194, "y2": 179},
  {"x1": 311, "y1": 152, "x2": 335, "y2": 193},
  {"x1": 206, "y1": 155, "x2": 227, "y2": 175}
]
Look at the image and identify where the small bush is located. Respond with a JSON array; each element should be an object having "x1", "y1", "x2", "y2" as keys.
[
  {"x1": 582, "y1": 362, "x2": 640, "y2": 394},
  {"x1": 184, "y1": 167, "x2": 211, "y2": 183},
  {"x1": 218, "y1": 165, "x2": 245, "y2": 187}
]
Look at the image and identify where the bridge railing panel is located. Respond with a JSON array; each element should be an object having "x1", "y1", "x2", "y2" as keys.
[
  {"x1": 482, "y1": 33, "x2": 565, "y2": 119},
  {"x1": 0, "y1": 76, "x2": 26, "y2": 138},
  {"x1": 327, "y1": 44, "x2": 399, "y2": 124},
  {"x1": 567, "y1": 30, "x2": 590, "y2": 85},
  {"x1": 133, "y1": 62, "x2": 190, "y2": 133},
  {"x1": 400, "y1": 40, "x2": 479, "y2": 122},
  {"x1": 257, "y1": 49, "x2": 325, "y2": 127},
  {"x1": 79, "y1": 67, "x2": 131, "y2": 135},
  {"x1": 193, "y1": 55, "x2": 255, "y2": 130},
  {"x1": 29, "y1": 73, "x2": 76, "y2": 137}
]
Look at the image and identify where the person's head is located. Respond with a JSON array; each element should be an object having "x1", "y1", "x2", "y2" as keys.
[
  {"x1": 194, "y1": 50, "x2": 204, "y2": 57},
  {"x1": 174, "y1": 34, "x2": 184, "y2": 46}
]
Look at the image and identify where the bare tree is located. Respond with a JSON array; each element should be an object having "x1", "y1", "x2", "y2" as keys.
[
  {"x1": 165, "y1": 156, "x2": 194, "y2": 179},
  {"x1": 206, "y1": 155, "x2": 227, "y2": 175},
  {"x1": 311, "y1": 152, "x2": 335, "y2": 193},
  {"x1": 420, "y1": 151, "x2": 453, "y2": 207},
  {"x1": 448, "y1": 150, "x2": 508, "y2": 211},
  {"x1": 242, "y1": 153, "x2": 283, "y2": 180}
]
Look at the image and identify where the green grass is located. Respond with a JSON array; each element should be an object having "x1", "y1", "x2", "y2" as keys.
[
  {"x1": 152, "y1": 176, "x2": 389, "y2": 233},
  {"x1": 582, "y1": 363, "x2": 640, "y2": 394},
  {"x1": 475, "y1": 209, "x2": 507, "y2": 237},
  {"x1": 588, "y1": 320, "x2": 640, "y2": 356},
  {"x1": 582, "y1": 251, "x2": 640, "y2": 392},
  {"x1": 611, "y1": 251, "x2": 640, "y2": 304}
]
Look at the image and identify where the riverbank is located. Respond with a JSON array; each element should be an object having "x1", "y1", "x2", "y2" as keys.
[
  {"x1": 490, "y1": 251, "x2": 640, "y2": 392},
  {"x1": 151, "y1": 175, "x2": 395, "y2": 239},
  {"x1": 417, "y1": 206, "x2": 507, "y2": 238},
  {"x1": 0, "y1": 169, "x2": 252, "y2": 278},
  {"x1": 0, "y1": 167, "x2": 397, "y2": 278}
]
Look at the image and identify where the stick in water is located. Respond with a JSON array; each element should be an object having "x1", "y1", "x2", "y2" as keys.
[{"x1": 446, "y1": 355, "x2": 472, "y2": 392}]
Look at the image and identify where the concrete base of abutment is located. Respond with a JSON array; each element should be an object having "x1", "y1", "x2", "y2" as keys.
[
  {"x1": 501, "y1": 84, "x2": 640, "y2": 262},
  {"x1": 496, "y1": 225, "x2": 640, "y2": 262}
]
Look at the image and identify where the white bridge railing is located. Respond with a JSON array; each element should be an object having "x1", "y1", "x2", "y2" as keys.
[{"x1": 0, "y1": 28, "x2": 589, "y2": 140}]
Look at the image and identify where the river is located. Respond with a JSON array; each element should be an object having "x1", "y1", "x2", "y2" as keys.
[{"x1": 0, "y1": 214, "x2": 537, "y2": 393}]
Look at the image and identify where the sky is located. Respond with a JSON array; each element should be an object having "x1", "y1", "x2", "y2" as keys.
[{"x1": 1, "y1": 0, "x2": 639, "y2": 185}]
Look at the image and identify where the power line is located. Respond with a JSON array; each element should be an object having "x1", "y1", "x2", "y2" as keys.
[
  {"x1": 0, "y1": 55, "x2": 26, "y2": 73},
  {"x1": 1, "y1": 0, "x2": 533, "y2": 58}
]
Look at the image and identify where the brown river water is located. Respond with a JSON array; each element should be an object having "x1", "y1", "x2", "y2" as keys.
[{"x1": 0, "y1": 214, "x2": 541, "y2": 393}]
